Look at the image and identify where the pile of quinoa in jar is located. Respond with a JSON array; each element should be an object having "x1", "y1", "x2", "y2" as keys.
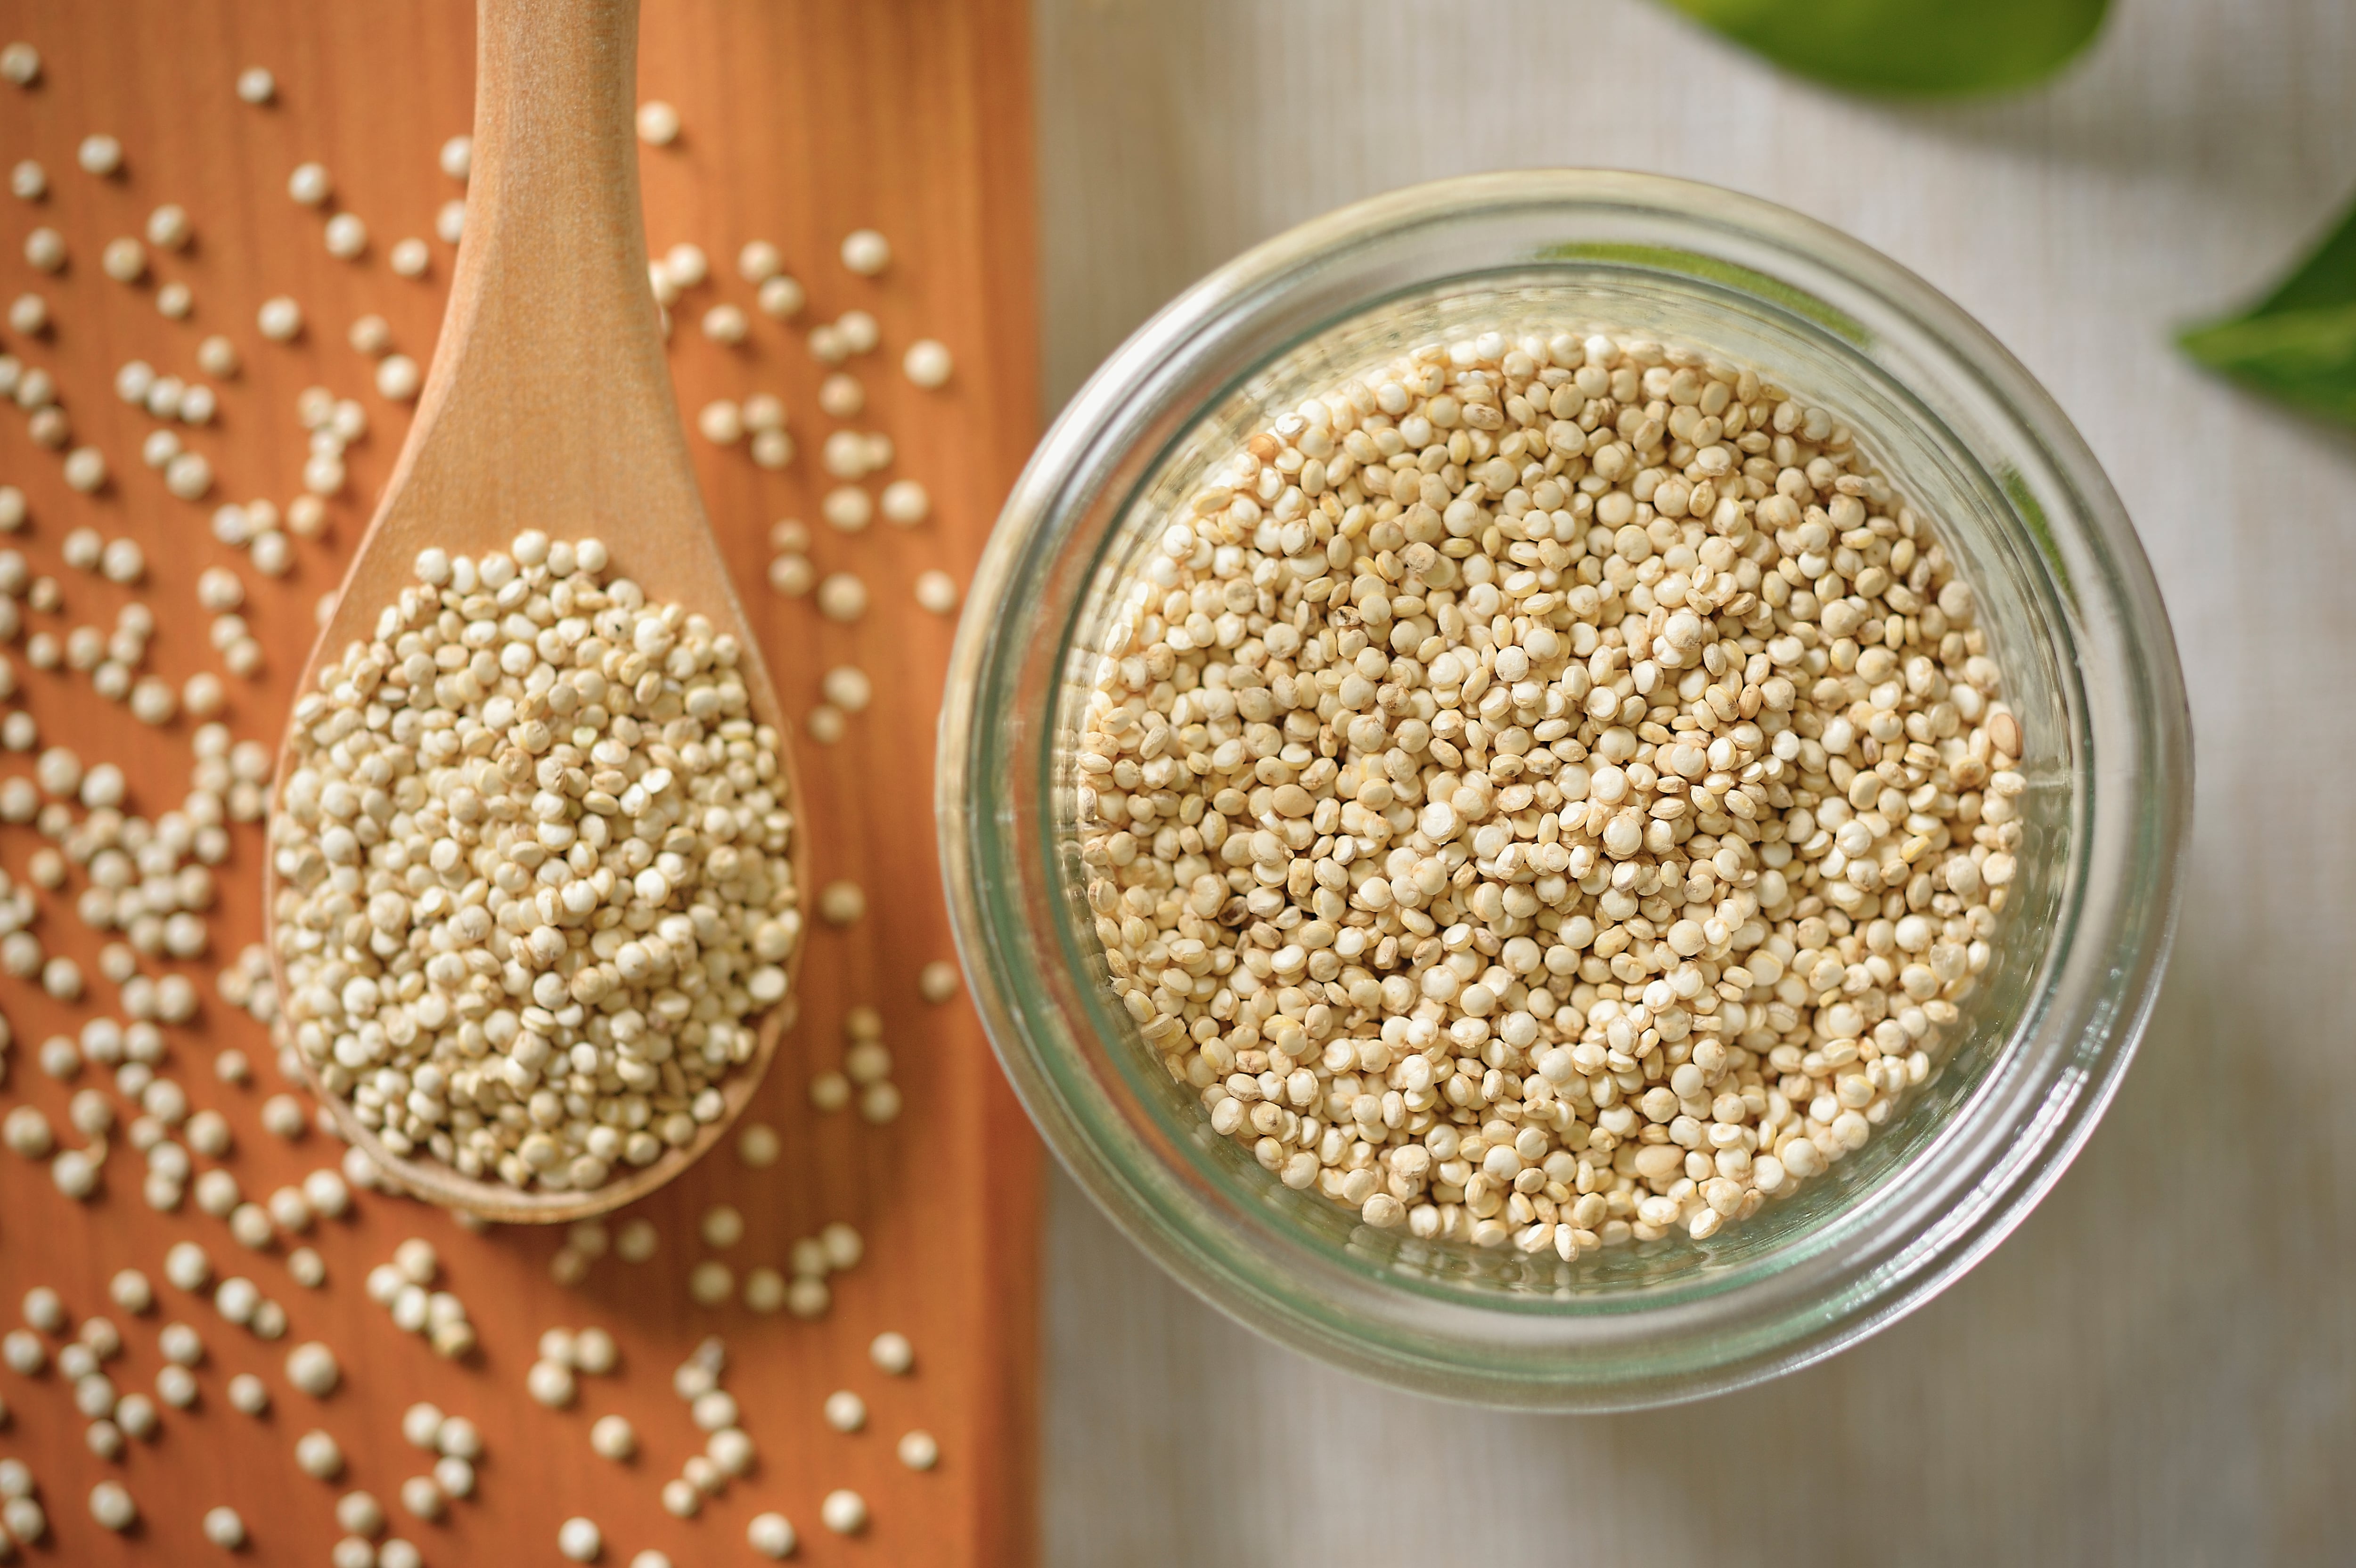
[
  {"x1": 1074, "y1": 328, "x2": 2023, "y2": 1258},
  {"x1": 270, "y1": 532, "x2": 800, "y2": 1194}
]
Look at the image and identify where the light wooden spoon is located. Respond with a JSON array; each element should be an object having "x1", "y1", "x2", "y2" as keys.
[{"x1": 263, "y1": 0, "x2": 803, "y2": 1222}]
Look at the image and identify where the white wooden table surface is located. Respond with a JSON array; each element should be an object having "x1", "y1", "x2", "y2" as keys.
[{"x1": 1030, "y1": 1, "x2": 2356, "y2": 1560}]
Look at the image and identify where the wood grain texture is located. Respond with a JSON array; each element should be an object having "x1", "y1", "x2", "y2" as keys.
[
  {"x1": 269, "y1": 0, "x2": 805, "y2": 1224},
  {"x1": 1033, "y1": 0, "x2": 2356, "y2": 1562},
  {"x1": 0, "y1": 0, "x2": 1039, "y2": 1561}
]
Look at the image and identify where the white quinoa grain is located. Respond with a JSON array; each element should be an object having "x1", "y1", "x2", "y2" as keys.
[
  {"x1": 164, "y1": 1242, "x2": 211, "y2": 1292},
  {"x1": 903, "y1": 338, "x2": 953, "y2": 389},
  {"x1": 751, "y1": 428, "x2": 794, "y2": 470},
  {"x1": 698, "y1": 399, "x2": 743, "y2": 444},
  {"x1": 402, "y1": 1401, "x2": 446, "y2": 1448},
  {"x1": 736, "y1": 1267, "x2": 782, "y2": 1313},
  {"x1": 154, "y1": 1364, "x2": 196, "y2": 1406},
  {"x1": 590, "y1": 1413, "x2": 635, "y2": 1459},
  {"x1": 236, "y1": 66, "x2": 275, "y2": 103},
  {"x1": 918, "y1": 960, "x2": 961, "y2": 1003},
  {"x1": 818, "y1": 373, "x2": 865, "y2": 418},
  {"x1": 204, "y1": 1504, "x2": 246, "y2": 1546},
  {"x1": 899, "y1": 1429, "x2": 940, "y2": 1470},
  {"x1": 574, "y1": 1325, "x2": 616, "y2": 1373},
  {"x1": 701, "y1": 303, "x2": 748, "y2": 345},
  {"x1": 51, "y1": 1148, "x2": 98, "y2": 1199},
  {"x1": 286, "y1": 1341, "x2": 339, "y2": 1396},
  {"x1": 870, "y1": 1331, "x2": 915, "y2": 1374},
  {"x1": 687, "y1": 1260, "x2": 733, "y2": 1306},
  {"x1": 745, "y1": 1510, "x2": 796, "y2": 1558},
  {"x1": 820, "y1": 666, "x2": 872, "y2": 712},
  {"x1": 63, "y1": 448, "x2": 106, "y2": 493},
  {"x1": 390, "y1": 237, "x2": 431, "y2": 277},
  {"x1": 880, "y1": 478, "x2": 930, "y2": 526},
  {"x1": 820, "y1": 1221, "x2": 863, "y2": 1270},
  {"x1": 823, "y1": 1388, "x2": 865, "y2": 1431},
  {"x1": 635, "y1": 100, "x2": 679, "y2": 144},
  {"x1": 0, "y1": 1494, "x2": 42, "y2": 1544},
  {"x1": 737, "y1": 1122, "x2": 780, "y2": 1167},
  {"x1": 526, "y1": 1359, "x2": 575, "y2": 1408},
  {"x1": 738, "y1": 240, "x2": 782, "y2": 283},
  {"x1": 295, "y1": 1429, "x2": 343, "y2": 1477},
  {"x1": 0, "y1": 43, "x2": 37, "y2": 84},
  {"x1": 22, "y1": 1287, "x2": 63, "y2": 1331},
  {"x1": 558, "y1": 1515, "x2": 602, "y2": 1561},
  {"x1": 108, "y1": 1271, "x2": 153, "y2": 1315},
  {"x1": 78, "y1": 135, "x2": 123, "y2": 176},
  {"x1": 914, "y1": 569, "x2": 960, "y2": 615},
  {"x1": 116, "y1": 1393, "x2": 157, "y2": 1437},
  {"x1": 257, "y1": 296, "x2": 303, "y2": 340},
  {"x1": 836, "y1": 310, "x2": 878, "y2": 354},
  {"x1": 376, "y1": 354, "x2": 421, "y2": 400},
  {"x1": 398, "y1": 1476, "x2": 442, "y2": 1520},
  {"x1": 839, "y1": 229, "x2": 890, "y2": 276},
  {"x1": 102, "y1": 235, "x2": 147, "y2": 281},
  {"x1": 700, "y1": 1204, "x2": 744, "y2": 1249},
  {"x1": 819, "y1": 1488, "x2": 867, "y2": 1535},
  {"x1": 821, "y1": 482, "x2": 874, "y2": 532},
  {"x1": 89, "y1": 1480, "x2": 136, "y2": 1531},
  {"x1": 816, "y1": 572, "x2": 868, "y2": 622},
  {"x1": 818, "y1": 881, "x2": 865, "y2": 926},
  {"x1": 757, "y1": 275, "x2": 805, "y2": 320},
  {"x1": 616, "y1": 1219, "x2": 658, "y2": 1263},
  {"x1": 335, "y1": 1490, "x2": 384, "y2": 1537}
]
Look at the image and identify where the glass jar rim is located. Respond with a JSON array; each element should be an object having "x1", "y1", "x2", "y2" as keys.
[{"x1": 943, "y1": 170, "x2": 2192, "y2": 1408}]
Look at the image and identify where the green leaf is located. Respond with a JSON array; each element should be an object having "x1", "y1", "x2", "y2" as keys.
[
  {"x1": 2178, "y1": 192, "x2": 2356, "y2": 425},
  {"x1": 1662, "y1": 0, "x2": 2109, "y2": 97}
]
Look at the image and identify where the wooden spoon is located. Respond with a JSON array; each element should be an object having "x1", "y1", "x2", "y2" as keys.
[{"x1": 263, "y1": 0, "x2": 803, "y2": 1222}]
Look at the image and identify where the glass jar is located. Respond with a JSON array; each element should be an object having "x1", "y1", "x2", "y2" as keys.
[{"x1": 941, "y1": 171, "x2": 2190, "y2": 1409}]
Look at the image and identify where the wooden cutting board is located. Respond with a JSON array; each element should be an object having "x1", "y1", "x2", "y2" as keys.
[{"x1": 0, "y1": 0, "x2": 1040, "y2": 1562}]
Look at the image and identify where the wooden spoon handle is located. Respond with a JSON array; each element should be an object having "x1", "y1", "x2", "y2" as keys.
[{"x1": 378, "y1": 0, "x2": 703, "y2": 556}]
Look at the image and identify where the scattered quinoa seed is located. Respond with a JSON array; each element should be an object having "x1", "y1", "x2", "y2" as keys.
[
  {"x1": 903, "y1": 339, "x2": 953, "y2": 389},
  {"x1": 819, "y1": 881, "x2": 865, "y2": 926},
  {"x1": 869, "y1": 1331, "x2": 914, "y2": 1374},
  {"x1": 635, "y1": 100, "x2": 679, "y2": 145},
  {"x1": 819, "y1": 1488, "x2": 867, "y2": 1535},
  {"x1": 914, "y1": 570, "x2": 960, "y2": 614}
]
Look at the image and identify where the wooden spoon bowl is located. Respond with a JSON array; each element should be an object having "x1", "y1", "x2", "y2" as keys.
[{"x1": 263, "y1": 0, "x2": 805, "y2": 1222}]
